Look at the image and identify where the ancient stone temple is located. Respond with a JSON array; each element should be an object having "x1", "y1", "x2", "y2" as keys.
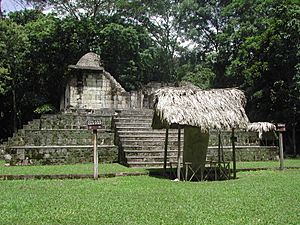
[
  {"x1": 60, "y1": 52, "x2": 131, "y2": 110},
  {"x1": 1, "y1": 52, "x2": 279, "y2": 167}
]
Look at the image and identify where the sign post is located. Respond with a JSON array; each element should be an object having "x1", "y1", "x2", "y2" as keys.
[
  {"x1": 88, "y1": 121, "x2": 103, "y2": 179},
  {"x1": 276, "y1": 123, "x2": 286, "y2": 170}
]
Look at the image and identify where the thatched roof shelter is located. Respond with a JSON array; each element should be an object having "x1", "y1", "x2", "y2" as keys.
[
  {"x1": 152, "y1": 87, "x2": 249, "y2": 131},
  {"x1": 247, "y1": 122, "x2": 276, "y2": 139}
]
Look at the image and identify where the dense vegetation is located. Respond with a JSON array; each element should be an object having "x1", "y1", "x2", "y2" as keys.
[
  {"x1": 0, "y1": 169, "x2": 299, "y2": 224},
  {"x1": 0, "y1": 0, "x2": 299, "y2": 153}
]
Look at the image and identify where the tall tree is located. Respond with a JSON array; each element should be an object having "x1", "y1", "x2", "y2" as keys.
[
  {"x1": 177, "y1": 0, "x2": 231, "y2": 81},
  {"x1": 116, "y1": 0, "x2": 182, "y2": 81},
  {"x1": 223, "y1": 0, "x2": 300, "y2": 123},
  {"x1": 19, "y1": 0, "x2": 116, "y2": 19},
  {"x1": 0, "y1": 19, "x2": 29, "y2": 133}
]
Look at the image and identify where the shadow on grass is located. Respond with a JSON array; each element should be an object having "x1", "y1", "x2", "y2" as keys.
[
  {"x1": 146, "y1": 168, "x2": 176, "y2": 180},
  {"x1": 146, "y1": 167, "x2": 237, "y2": 182}
]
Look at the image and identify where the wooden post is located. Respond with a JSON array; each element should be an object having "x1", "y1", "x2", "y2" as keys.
[
  {"x1": 88, "y1": 120, "x2": 102, "y2": 180},
  {"x1": 177, "y1": 127, "x2": 181, "y2": 180},
  {"x1": 185, "y1": 163, "x2": 189, "y2": 181},
  {"x1": 231, "y1": 128, "x2": 236, "y2": 179},
  {"x1": 163, "y1": 128, "x2": 169, "y2": 174},
  {"x1": 218, "y1": 131, "x2": 221, "y2": 166},
  {"x1": 93, "y1": 130, "x2": 98, "y2": 179},
  {"x1": 279, "y1": 132, "x2": 284, "y2": 170}
]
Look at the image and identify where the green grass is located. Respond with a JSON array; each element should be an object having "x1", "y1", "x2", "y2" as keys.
[
  {"x1": 0, "y1": 160, "x2": 299, "y2": 176},
  {"x1": 0, "y1": 161, "x2": 146, "y2": 175},
  {"x1": 235, "y1": 159, "x2": 300, "y2": 169},
  {"x1": 0, "y1": 169, "x2": 299, "y2": 224}
]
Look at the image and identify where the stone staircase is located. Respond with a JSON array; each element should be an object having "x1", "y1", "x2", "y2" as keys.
[
  {"x1": 114, "y1": 109, "x2": 279, "y2": 168},
  {"x1": 114, "y1": 109, "x2": 183, "y2": 168}
]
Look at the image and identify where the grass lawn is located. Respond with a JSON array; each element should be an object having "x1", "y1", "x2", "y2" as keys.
[
  {"x1": 0, "y1": 169, "x2": 299, "y2": 224},
  {"x1": 234, "y1": 159, "x2": 300, "y2": 169},
  {"x1": 0, "y1": 159, "x2": 299, "y2": 176},
  {"x1": 0, "y1": 160, "x2": 147, "y2": 175}
]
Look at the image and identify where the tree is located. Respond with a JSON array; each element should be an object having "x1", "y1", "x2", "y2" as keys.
[
  {"x1": 116, "y1": 0, "x2": 182, "y2": 82},
  {"x1": 18, "y1": 0, "x2": 116, "y2": 19},
  {"x1": 223, "y1": 0, "x2": 300, "y2": 124},
  {"x1": 0, "y1": 19, "x2": 29, "y2": 133},
  {"x1": 177, "y1": 0, "x2": 231, "y2": 81}
]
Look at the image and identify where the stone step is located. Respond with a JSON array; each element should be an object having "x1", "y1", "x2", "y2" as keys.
[
  {"x1": 118, "y1": 128, "x2": 180, "y2": 134},
  {"x1": 119, "y1": 132, "x2": 183, "y2": 137},
  {"x1": 5, "y1": 145, "x2": 118, "y2": 165},
  {"x1": 114, "y1": 122, "x2": 151, "y2": 128},
  {"x1": 116, "y1": 126, "x2": 153, "y2": 130},
  {"x1": 124, "y1": 150, "x2": 180, "y2": 157},
  {"x1": 22, "y1": 138, "x2": 113, "y2": 146},
  {"x1": 117, "y1": 113, "x2": 152, "y2": 118},
  {"x1": 39, "y1": 114, "x2": 113, "y2": 130},
  {"x1": 119, "y1": 135, "x2": 179, "y2": 140},
  {"x1": 117, "y1": 130, "x2": 182, "y2": 135},
  {"x1": 123, "y1": 145, "x2": 183, "y2": 151},
  {"x1": 127, "y1": 161, "x2": 177, "y2": 168},
  {"x1": 126, "y1": 155, "x2": 179, "y2": 163},
  {"x1": 19, "y1": 129, "x2": 114, "y2": 146},
  {"x1": 62, "y1": 110, "x2": 115, "y2": 117},
  {"x1": 121, "y1": 140, "x2": 181, "y2": 146},
  {"x1": 27, "y1": 119, "x2": 41, "y2": 129},
  {"x1": 117, "y1": 109, "x2": 152, "y2": 116},
  {"x1": 114, "y1": 117, "x2": 152, "y2": 122},
  {"x1": 122, "y1": 141, "x2": 183, "y2": 150},
  {"x1": 19, "y1": 114, "x2": 114, "y2": 131},
  {"x1": 8, "y1": 145, "x2": 116, "y2": 149},
  {"x1": 119, "y1": 136, "x2": 182, "y2": 141}
]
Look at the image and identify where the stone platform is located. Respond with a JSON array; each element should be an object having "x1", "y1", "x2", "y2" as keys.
[
  {"x1": 2, "y1": 110, "x2": 118, "y2": 165},
  {"x1": 1, "y1": 109, "x2": 279, "y2": 167}
]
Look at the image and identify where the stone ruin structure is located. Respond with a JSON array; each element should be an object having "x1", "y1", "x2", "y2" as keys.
[
  {"x1": 60, "y1": 52, "x2": 160, "y2": 111},
  {"x1": 0, "y1": 52, "x2": 279, "y2": 167}
]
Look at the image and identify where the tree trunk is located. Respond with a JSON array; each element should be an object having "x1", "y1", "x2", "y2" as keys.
[
  {"x1": 292, "y1": 125, "x2": 296, "y2": 157},
  {"x1": 12, "y1": 79, "x2": 17, "y2": 133},
  {"x1": 0, "y1": 0, "x2": 3, "y2": 19}
]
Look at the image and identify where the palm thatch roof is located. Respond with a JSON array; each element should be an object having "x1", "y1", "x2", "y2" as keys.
[
  {"x1": 69, "y1": 52, "x2": 104, "y2": 71},
  {"x1": 152, "y1": 87, "x2": 249, "y2": 131},
  {"x1": 247, "y1": 122, "x2": 276, "y2": 139}
]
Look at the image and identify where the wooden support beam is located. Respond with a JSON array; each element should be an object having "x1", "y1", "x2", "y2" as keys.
[
  {"x1": 218, "y1": 131, "x2": 221, "y2": 167},
  {"x1": 177, "y1": 127, "x2": 181, "y2": 180},
  {"x1": 163, "y1": 128, "x2": 169, "y2": 174},
  {"x1": 279, "y1": 132, "x2": 284, "y2": 170},
  {"x1": 231, "y1": 128, "x2": 236, "y2": 179}
]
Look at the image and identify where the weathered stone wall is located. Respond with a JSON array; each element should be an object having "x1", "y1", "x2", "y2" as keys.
[
  {"x1": 207, "y1": 146, "x2": 279, "y2": 162},
  {"x1": 64, "y1": 71, "x2": 130, "y2": 110},
  {"x1": 3, "y1": 111, "x2": 118, "y2": 165},
  {"x1": 209, "y1": 130, "x2": 260, "y2": 146},
  {"x1": 9, "y1": 146, "x2": 117, "y2": 165},
  {"x1": 207, "y1": 130, "x2": 278, "y2": 161}
]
